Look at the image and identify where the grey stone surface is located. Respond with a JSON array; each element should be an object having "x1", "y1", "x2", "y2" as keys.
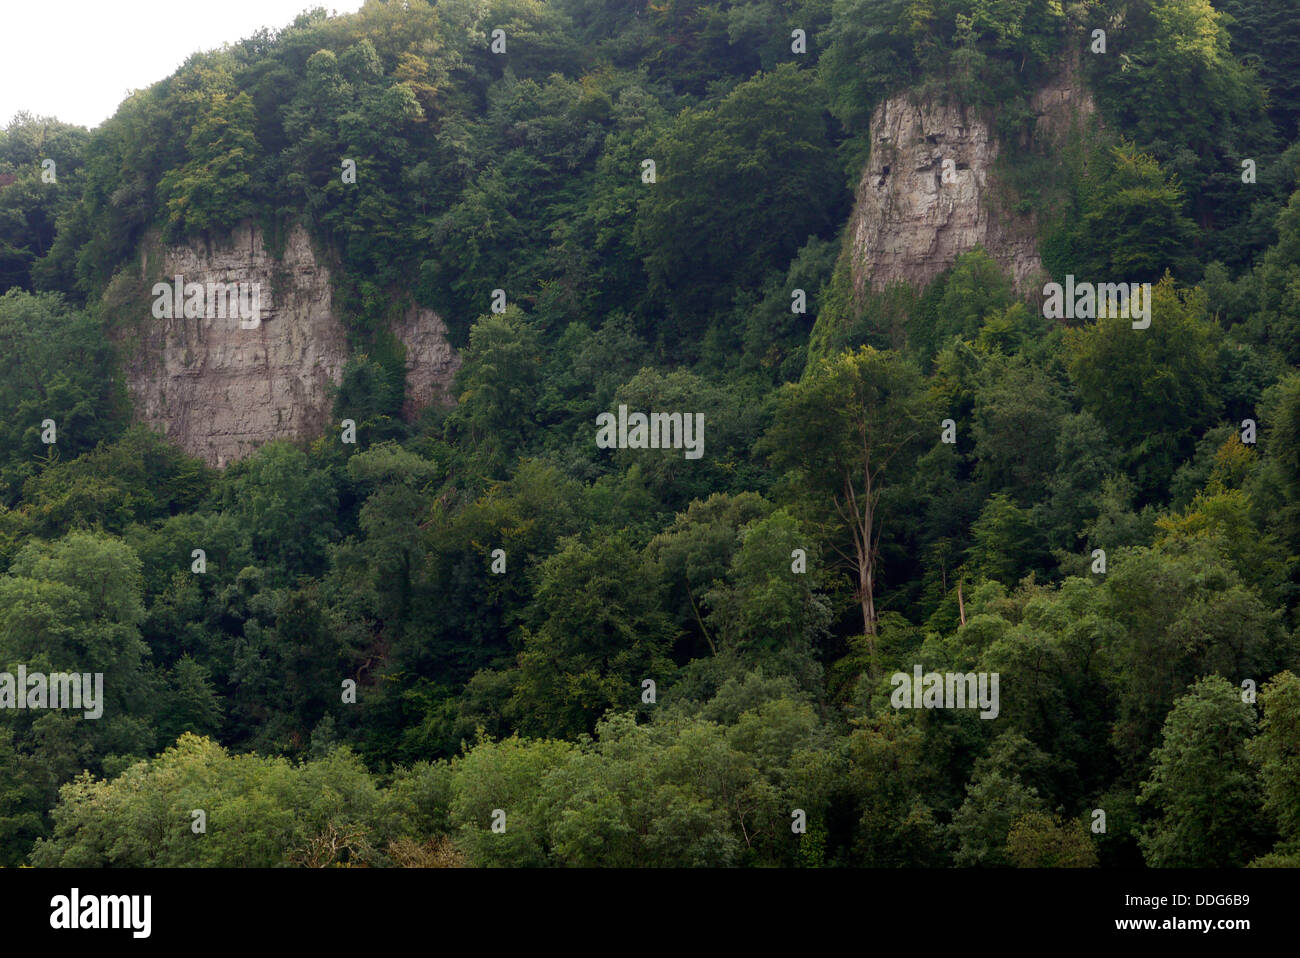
[
  {"x1": 849, "y1": 57, "x2": 1096, "y2": 299},
  {"x1": 125, "y1": 222, "x2": 458, "y2": 467}
]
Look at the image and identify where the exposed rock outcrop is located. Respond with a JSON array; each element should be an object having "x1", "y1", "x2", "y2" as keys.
[
  {"x1": 848, "y1": 58, "x2": 1096, "y2": 299},
  {"x1": 124, "y1": 223, "x2": 458, "y2": 467},
  {"x1": 393, "y1": 305, "x2": 461, "y2": 422}
]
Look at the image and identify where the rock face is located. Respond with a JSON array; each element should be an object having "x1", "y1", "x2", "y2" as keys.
[
  {"x1": 393, "y1": 305, "x2": 461, "y2": 422},
  {"x1": 848, "y1": 59, "x2": 1096, "y2": 298},
  {"x1": 125, "y1": 223, "x2": 458, "y2": 467}
]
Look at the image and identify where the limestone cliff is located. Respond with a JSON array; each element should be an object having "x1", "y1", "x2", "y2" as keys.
[
  {"x1": 848, "y1": 58, "x2": 1097, "y2": 299},
  {"x1": 123, "y1": 223, "x2": 459, "y2": 467},
  {"x1": 392, "y1": 303, "x2": 461, "y2": 422}
]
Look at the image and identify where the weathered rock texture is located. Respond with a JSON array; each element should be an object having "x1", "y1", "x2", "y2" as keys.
[
  {"x1": 849, "y1": 58, "x2": 1096, "y2": 298},
  {"x1": 393, "y1": 305, "x2": 461, "y2": 422},
  {"x1": 125, "y1": 223, "x2": 458, "y2": 467}
]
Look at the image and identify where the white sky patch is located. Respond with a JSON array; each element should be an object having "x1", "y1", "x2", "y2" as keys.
[{"x1": 1, "y1": 0, "x2": 367, "y2": 131}]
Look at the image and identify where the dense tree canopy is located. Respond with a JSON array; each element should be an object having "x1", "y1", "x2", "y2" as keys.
[{"x1": 0, "y1": 0, "x2": 1297, "y2": 871}]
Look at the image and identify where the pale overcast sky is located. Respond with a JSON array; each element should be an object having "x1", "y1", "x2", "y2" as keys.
[{"x1": 1, "y1": 0, "x2": 367, "y2": 131}]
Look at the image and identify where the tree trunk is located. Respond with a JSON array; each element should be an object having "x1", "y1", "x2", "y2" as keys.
[
  {"x1": 857, "y1": 463, "x2": 878, "y2": 674},
  {"x1": 860, "y1": 557, "x2": 875, "y2": 637},
  {"x1": 860, "y1": 546, "x2": 879, "y2": 677}
]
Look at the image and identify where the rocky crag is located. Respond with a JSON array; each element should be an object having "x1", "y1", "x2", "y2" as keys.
[
  {"x1": 124, "y1": 223, "x2": 459, "y2": 467},
  {"x1": 848, "y1": 56, "x2": 1097, "y2": 299}
]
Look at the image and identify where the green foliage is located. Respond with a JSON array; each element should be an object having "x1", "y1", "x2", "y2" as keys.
[
  {"x1": 3, "y1": 0, "x2": 1300, "y2": 873},
  {"x1": 1248, "y1": 671, "x2": 1300, "y2": 863},
  {"x1": 1100, "y1": 534, "x2": 1290, "y2": 778},
  {"x1": 1006, "y1": 810, "x2": 1097, "y2": 867},
  {"x1": 634, "y1": 63, "x2": 843, "y2": 338},
  {"x1": 766, "y1": 346, "x2": 928, "y2": 646},
  {"x1": 1043, "y1": 142, "x2": 1198, "y2": 282},
  {"x1": 157, "y1": 87, "x2": 259, "y2": 240},
  {"x1": 1219, "y1": 0, "x2": 1300, "y2": 137},
  {"x1": 14, "y1": 426, "x2": 209, "y2": 537},
  {"x1": 0, "y1": 290, "x2": 126, "y2": 504},
  {"x1": 446, "y1": 306, "x2": 544, "y2": 476},
  {"x1": 1065, "y1": 278, "x2": 1224, "y2": 496},
  {"x1": 1137, "y1": 676, "x2": 1266, "y2": 867},
  {"x1": 30, "y1": 734, "x2": 384, "y2": 867},
  {"x1": 1086, "y1": 0, "x2": 1274, "y2": 266},
  {"x1": 972, "y1": 353, "x2": 1067, "y2": 503},
  {"x1": 921, "y1": 247, "x2": 1016, "y2": 357},
  {"x1": 703, "y1": 508, "x2": 831, "y2": 689},
  {"x1": 218, "y1": 442, "x2": 339, "y2": 581},
  {"x1": 0, "y1": 114, "x2": 89, "y2": 293},
  {"x1": 821, "y1": 0, "x2": 1066, "y2": 132},
  {"x1": 847, "y1": 711, "x2": 945, "y2": 866},
  {"x1": 450, "y1": 733, "x2": 575, "y2": 867},
  {"x1": 1243, "y1": 186, "x2": 1300, "y2": 364},
  {"x1": 950, "y1": 732, "x2": 1051, "y2": 866},
  {"x1": 510, "y1": 532, "x2": 675, "y2": 737}
]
